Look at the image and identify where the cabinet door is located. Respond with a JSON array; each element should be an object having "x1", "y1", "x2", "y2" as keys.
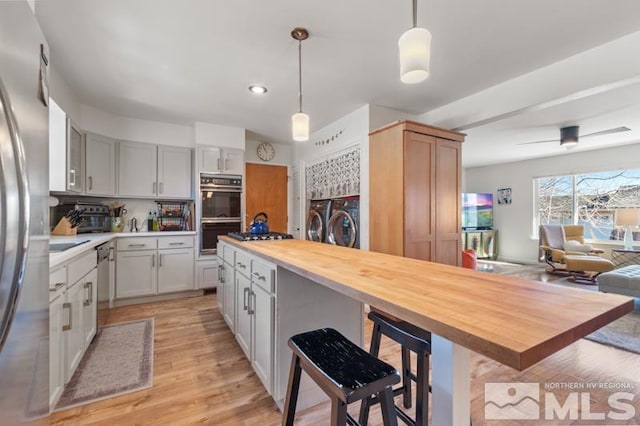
[
  {"x1": 67, "y1": 120, "x2": 84, "y2": 193},
  {"x1": 222, "y1": 266, "x2": 235, "y2": 332},
  {"x1": 235, "y1": 273, "x2": 251, "y2": 359},
  {"x1": 199, "y1": 147, "x2": 222, "y2": 173},
  {"x1": 216, "y1": 259, "x2": 224, "y2": 311},
  {"x1": 158, "y1": 248, "x2": 195, "y2": 293},
  {"x1": 197, "y1": 259, "x2": 219, "y2": 290},
  {"x1": 223, "y1": 149, "x2": 244, "y2": 175},
  {"x1": 251, "y1": 283, "x2": 274, "y2": 393},
  {"x1": 118, "y1": 141, "x2": 157, "y2": 197},
  {"x1": 116, "y1": 250, "x2": 157, "y2": 298},
  {"x1": 49, "y1": 98, "x2": 67, "y2": 192},
  {"x1": 434, "y1": 139, "x2": 462, "y2": 266},
  {"x1": 158, "y1": 146, "x2": 192, "y2": 198},
  {"x1": 82, "y1": 268, "x2": 98, "y2": 348},
  {"x1": 85, "y1": 133, "x2": 116, "y2": 195},
  {"x1": 49, "y1": 293, "x2": 65, "y2": 407},
  {"x1": 65, "y1": 280, "x2": 85, "y2": 383}
]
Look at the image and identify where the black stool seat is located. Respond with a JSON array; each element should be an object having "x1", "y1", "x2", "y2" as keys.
[
  {"x1": 283, "y1": 328, "x2": 400, "y2": 426},
  {"x1": 360, "y1": 310, "x2": 432, "y2": 426}
]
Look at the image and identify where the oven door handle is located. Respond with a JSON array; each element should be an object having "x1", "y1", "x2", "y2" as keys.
[
  {"x1": 199, "y1": 185, "x2": 242, "y2": 192},
  {"x1": 201, "y1": 218, "x2": 242, "y2": 224}
]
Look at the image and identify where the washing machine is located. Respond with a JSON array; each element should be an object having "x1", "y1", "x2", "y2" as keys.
[
  {"x1": 306, "y1": 199, "x2": 332, "y2": 242},
  {"x1": 326, "y1": 196, "x2": 360, "y2": 249}
]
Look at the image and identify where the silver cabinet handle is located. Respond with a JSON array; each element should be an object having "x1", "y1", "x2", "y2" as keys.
[
  {"x1": 129, "y1": 244, "x2": 146, "y2": 248},
  {"x1": 217, "y1": 158, "x2": 221, "y2": 171},
  {"x1": 252, "y1": 272, "x2": 266, "y2": 281},
  {"x1": 169, "y1": 242, "x2": 184, "y2": 246},
  {"x1": 62, "y1": 302, "x2": 72, "y2": 331},
  {"x1": 83, "y1": 281, "x2": 93, "y2": 306},
  {"x1": 0, "y1": 76, "x2": 31, "y2": 351},
  {"x1": 159, "y1": 182, "x2": 164, "y2": 194},
  {"x1": 109, "y1": 246, "x2": 115, "y2": 261},
  {"x1": 53, "y1": 282, "x2": 65, "y2": 290},
  {"x1": 221, "y1": 265, "x2": 226, "y2": 283},
  {"x1": 159, "y1": 254, "x2": 163, "y2": 267},
  {"x1": 153, "y1": 181, "x2": 157, "y2": 194},
  {"x1": 247, "y1": 290, "x2": 255, "y2": 315},
  {"x1": 243, "y1": 287, "x2": 249, "y2": 310},
  {"x1": 88, "y1": 176, "x2": 93, "y2": 190},
  {"x1": 236, "y1": 262, "x2": 246, "y2": 269},
  {"x1": 69, "y1": 169, "x2": 76, "y2": 186},
  {"x1": 152, "y1": 253, "x2": 155, "y2": 267},
  {"x1": 218, "y1": 264, "x2": 224, "y2": 283}
]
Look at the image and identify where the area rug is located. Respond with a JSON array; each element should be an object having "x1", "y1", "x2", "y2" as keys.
[
  {"x1": 55, "y1": 318, "x2": 154, "y2": 411},
  {"x1": 585, "y1": 298, "x2": 640, "y2": 354}
]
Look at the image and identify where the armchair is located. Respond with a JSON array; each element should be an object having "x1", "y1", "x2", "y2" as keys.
[{"x1": 539, "y1": 224, "x2": 604, "y2": 274}]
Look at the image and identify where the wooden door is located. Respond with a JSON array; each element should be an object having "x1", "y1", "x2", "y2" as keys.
[
  {"x1": 245, "y1": 163, "x2": 288, "y2": 233},
  {"x1": 434, "y1": 138, "x2": 462, "y2": 266}
]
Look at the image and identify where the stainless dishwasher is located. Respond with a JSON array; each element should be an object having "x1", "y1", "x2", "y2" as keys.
[{"x1": 96, "y1": 242, "x2": 110, "y2": 330}]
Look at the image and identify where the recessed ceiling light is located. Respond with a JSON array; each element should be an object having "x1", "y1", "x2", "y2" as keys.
[{"x1": 249, "y1": 85, "x2": 267, "y2": 94}]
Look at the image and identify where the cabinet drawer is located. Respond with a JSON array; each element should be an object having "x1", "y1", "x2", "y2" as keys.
[
  {"x1": 117, "y1": 237, "x2": 157, "y2": 251},
  {"x1": 49, "y1": 266, "x2": 67, "y2": 291},
  {"x1": 235, "y1": 250, "x2": 251, "y2": 278},
  {"x1": 158, "y1": 235, "x2": 194, "y2": 249},
  {"x1": 68, "y1": 251, "x2": 96, "y2": 285},
  {"x1": 251, "y1": 258, "x2": 275, "y2": 293}
]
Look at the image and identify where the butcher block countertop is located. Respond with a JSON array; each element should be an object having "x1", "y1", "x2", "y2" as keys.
[{"x1": 220, "y1": 236, "x2": 634, "y2": 371}]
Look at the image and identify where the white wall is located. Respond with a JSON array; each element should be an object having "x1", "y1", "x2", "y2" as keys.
[
  {"x1": 245, "y1": 139, "x2": 292, "y2": 166},
  {"x1": 369, "y1": 104, "x2": 420, "y2": 131},
  {"x1": 194, "y1": 122, "x2": 245, "y2": 149},
  {"x1": 464, "y1": 142, "x2": 640, "y2": 263},
  {"x1": 48, "y1": 66, "x2": 81, "y2": 122},
  {"x1": 81, "y1": 105, "x2": 193, "y2": 147}
]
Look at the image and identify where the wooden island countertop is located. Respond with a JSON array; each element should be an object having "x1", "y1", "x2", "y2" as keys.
[{"x1": 220, "y1": 236, "x2": 634, "y2": 371}]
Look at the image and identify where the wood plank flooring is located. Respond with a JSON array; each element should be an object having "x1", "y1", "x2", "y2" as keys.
[{"x1": 50, "y1": 271, "x2": 640, "y2": 425}]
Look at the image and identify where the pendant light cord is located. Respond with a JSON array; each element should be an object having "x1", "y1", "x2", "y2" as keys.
[
  {"x1": 298, "y1": 40, "x2": 303, "y2": 113},
  {"x1": 412, "y1": 0, "x2": 417, "y2": 28}
]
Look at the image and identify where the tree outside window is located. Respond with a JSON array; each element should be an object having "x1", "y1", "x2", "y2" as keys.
[{"x1": 537, "y1": 169, "x2": 640, "y2": 241}]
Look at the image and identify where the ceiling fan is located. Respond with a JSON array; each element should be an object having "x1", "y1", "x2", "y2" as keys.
[{"x1": 517, "y1": 125, "x2": 631, "y2": 147}]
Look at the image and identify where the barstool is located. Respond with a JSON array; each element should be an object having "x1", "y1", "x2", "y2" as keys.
[
  {"x1": 359, "y1": 310, "x2": 432, "y2": 426},
  {"x1": 282, "y1": 328, "x2": 400, "y2": 426}
]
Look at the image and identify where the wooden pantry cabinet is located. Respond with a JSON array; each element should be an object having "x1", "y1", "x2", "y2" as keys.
[{"x1": 369, "y1": 120, "x2": 465, "y2": 266}]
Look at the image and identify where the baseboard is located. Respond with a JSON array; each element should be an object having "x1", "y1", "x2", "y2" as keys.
[{"x1": 113, "y1": 290, "x2": 204, "y2": 307}]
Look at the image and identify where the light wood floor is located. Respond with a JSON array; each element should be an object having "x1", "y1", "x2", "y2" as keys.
[{"x1": 50, "y1": 274, "x2": 640, "y2": 425}]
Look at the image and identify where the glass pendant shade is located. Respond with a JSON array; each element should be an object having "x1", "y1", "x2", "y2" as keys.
[
  {"x1": 399, "y1": 27, "x2": 431, "y2": 84},
  {"x1": 292, "y1": 112, "x2": 309, "y2": 141}
]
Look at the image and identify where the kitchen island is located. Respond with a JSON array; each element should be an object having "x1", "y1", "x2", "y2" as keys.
[{"x1": 219, "y1": 236, "x2": 634, "y2": 425}]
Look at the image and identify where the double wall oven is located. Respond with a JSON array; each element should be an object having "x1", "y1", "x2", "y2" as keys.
[{"x1": 200, "y1": 174, "x2": 242, "y2": 254}]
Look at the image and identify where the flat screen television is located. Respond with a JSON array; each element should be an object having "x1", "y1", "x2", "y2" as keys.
[{"x1": 462, "y1": 193, "x2": 493, "y2": 230}]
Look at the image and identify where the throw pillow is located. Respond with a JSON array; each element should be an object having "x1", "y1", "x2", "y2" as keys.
[{"x1": 563, "y1": 240, "x2": 593, "y2": 253}]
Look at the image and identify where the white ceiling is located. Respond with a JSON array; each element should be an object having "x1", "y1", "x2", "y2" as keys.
[{"x1": 35, "y1": 0, "x2": 640, "y2": 165}]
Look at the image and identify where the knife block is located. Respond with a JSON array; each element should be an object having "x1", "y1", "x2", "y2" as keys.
[{"x1": 52, "y1": 217, "x2": 77, "y2": 236}]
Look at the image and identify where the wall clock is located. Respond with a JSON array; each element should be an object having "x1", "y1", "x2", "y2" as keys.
[{"x1": 257, "y1": 142, "x2": 275, "y2": 162}]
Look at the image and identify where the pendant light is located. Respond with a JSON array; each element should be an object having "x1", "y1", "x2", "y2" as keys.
[
  {"x1": 291, "y1": 27, "x2": 310, "y2": 141},
  {"x1": 399, "y1": 0, "x2": 431, "y2": 84}
]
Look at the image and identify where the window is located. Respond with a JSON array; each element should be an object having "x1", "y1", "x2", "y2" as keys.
[{"x1": 536, "y1": 169, "x2": 640, "y2": 241}]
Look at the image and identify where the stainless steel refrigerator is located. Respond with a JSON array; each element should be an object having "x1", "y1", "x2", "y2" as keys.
[{"x1": 0, "y1": 2, "x2": 50, "y2": 424}]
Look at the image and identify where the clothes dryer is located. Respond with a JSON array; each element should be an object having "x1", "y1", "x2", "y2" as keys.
[
  {"x1": 327, "y1": 196, "x2": 360, "y2": 248},
  {"x1": 306, "y1": 199, "x2": 332, "y2": 242}
]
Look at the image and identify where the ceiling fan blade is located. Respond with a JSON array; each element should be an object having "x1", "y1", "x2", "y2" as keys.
[
  {"x1": 517, "y1": 138, "x2": 559, "y2": 145},
  {"x1": 581, "y1": 126, "x2": 631, "y2": 138}
]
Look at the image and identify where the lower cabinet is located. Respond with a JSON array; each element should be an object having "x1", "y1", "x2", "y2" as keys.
[
  {"x1": 216, "y1": 258, "x2": 224, "y2": 311},
  {"x1": 115, "y1": 236, "x2": 195, "y2": 300},
  {"x1": 49, "y1": 287, "x2": 65, "y2": 408},
  {"x1": 222, "y1": 259, "x2": 235, "y2": 332},
  {"x1": 196, "y1": 259, "x2": 220, "y2": 290},
  {"x1": 251, "y1": 282, "x2": 274, "y2": 392},
  {"x1": 82, "y1": 269, "x2": 98, "y2": 350},
  {"x1": 65, "y1": 276, "x2": 86, "y2": 383},
  {"x1": 235, "y1": 272, "x2": 252, "y2": 358}
]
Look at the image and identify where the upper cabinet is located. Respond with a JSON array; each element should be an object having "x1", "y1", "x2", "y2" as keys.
[
  {"x1": 67, "y1": 120, "x2": 84, "y2": 193},
  {"x1": 119, "y1": 142, "x2": 193, "y2": 199},
  {"x1": 49, "y1": 99, "x2": 67, "y2": 192},
  {"x1": 85, "y1": 133, "x2": 116, "y2": 196},
  {"x1": 199, "y1": 146, "x2": 244, "y2": 175},
  {"x1": 118, "y1": 141, "x2": 158, "y2": 197},
  {"x1": 157, "y1": 146, "x2": 192, "y2": 198}
]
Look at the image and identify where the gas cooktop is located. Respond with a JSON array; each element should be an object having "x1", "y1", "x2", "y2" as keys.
[{"x1": 228, "y1": 232, "x2": 294, "y2": 241}]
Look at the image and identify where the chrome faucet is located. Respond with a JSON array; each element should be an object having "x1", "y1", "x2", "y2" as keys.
[{"x1": 130, "y1": 217, "x2": 138, "y2": 232}]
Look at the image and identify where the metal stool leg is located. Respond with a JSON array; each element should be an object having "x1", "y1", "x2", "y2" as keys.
[
  {"x1": 359, "y1": 323, "x2": 383, "y2": 425},
  {"x1": 282, "y1": 354, "x2": 302, "y2": 426}
]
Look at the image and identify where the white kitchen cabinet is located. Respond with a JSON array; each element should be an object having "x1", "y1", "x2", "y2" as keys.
[
  {"x1": 49, "y1": 285, "x2": 65, "y2": 408},
  {"x1": 235, "y1": 272, "x2": 252, "y2": 359},
  {"x1": 82, "y1": 268, "x2": 98, "y2": 348},
  {"x1": 198, "y1": 146, "x2": 244, "y2": 175},
  {"x1": 116, "y1": 250, "x2": 158, "y2": 298},
  {"x1": 49, "y1": 98, "x2": 67, "y2": 192},
  {"x1": 85, "y1": 133, "x2": 116, "y2": 196},
  {"x1": 67, "y1": 120, "x2": 84, "y2": 193},
  {"x1": 65, "y1": 278, "x2": 85, "y2": 383},
  {"x1": 158, "y1": 248, "x2": 194, "y2": 293},
  {"x1": 196, "y1": 259, "x2": 219, "y2": 290},
  {"x1": 158, "y1": 146, "x2": 192, "y2": 198},
  {"x1": 118, "y1": 141, "x2": 158, "y2": 197},
  {"x1": 216, "y1": 258, "x2": 224, "y2": 310},
  {"x1": 252, "y1": 281, "x2": 274, "y2": 393}
]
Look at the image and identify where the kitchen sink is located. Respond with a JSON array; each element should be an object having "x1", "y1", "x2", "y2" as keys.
[{"x1": 49, "y1": 240, "x2": 90, "y2": 253}]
